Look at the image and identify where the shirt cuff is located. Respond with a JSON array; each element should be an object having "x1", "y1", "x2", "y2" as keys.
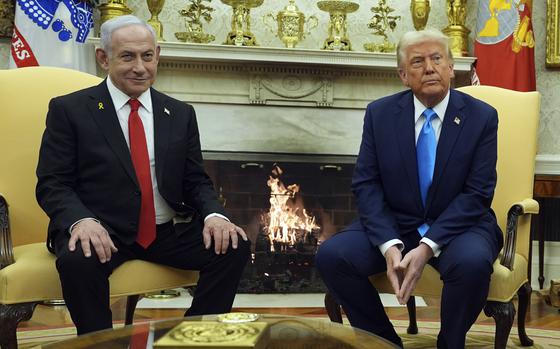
[
  {"x1": 379, "y1": 239, "x2": 404, "y2": 256},
  {"x1": 420, "y1": 237, "x2": 441, "y2": 257},
  {"x1": 69, "y1": 217, "x2": 100, "y2": 234},
  {"x1": 204, "y1": 213, "x2": 229, "y2": 222}
]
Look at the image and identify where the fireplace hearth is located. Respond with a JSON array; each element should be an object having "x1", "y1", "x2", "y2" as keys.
[{"x1": 204, "y1": 152, "x2": 358, "y2": 293}]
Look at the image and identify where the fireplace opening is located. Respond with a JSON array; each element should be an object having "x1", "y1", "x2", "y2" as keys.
[{"x1": 204, "y1": 152, "x2": 358, "y2": 293}]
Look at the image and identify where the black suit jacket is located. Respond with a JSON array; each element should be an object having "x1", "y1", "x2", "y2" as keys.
[
  {"x1": 36, "y1": 80, "x2": 225, "y2": 251},
  {"x1": 349, "y1": 89, "x2": 503, "y2": 256}
]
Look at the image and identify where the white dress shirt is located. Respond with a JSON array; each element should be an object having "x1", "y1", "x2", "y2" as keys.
[{"x1": 379, "y1": 91, "x2": 450, "y2": 258}]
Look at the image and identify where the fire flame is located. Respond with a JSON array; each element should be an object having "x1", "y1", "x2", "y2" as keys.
[{"x1": 262, "y1": 165, "x2": 320, "y2": 252}]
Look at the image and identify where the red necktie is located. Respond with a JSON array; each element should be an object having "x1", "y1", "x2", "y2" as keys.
[{"x1": 128, "y1": 99, "x2": 156, "y2": 248}]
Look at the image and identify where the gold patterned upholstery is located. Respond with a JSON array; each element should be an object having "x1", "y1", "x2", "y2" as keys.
[
  {"x1": 326, "y1": 85, "x2": 541, "y2": 349},
  {"x1": 0, "y1": 67, "x2": 199, "y2": 348}
]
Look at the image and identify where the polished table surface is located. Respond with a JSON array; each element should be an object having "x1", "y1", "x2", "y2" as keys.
[{"x1": 42, "y1": 314, "x2": 399, "y2": 349}]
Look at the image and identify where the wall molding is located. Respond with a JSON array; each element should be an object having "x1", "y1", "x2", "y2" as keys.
[{"x1": 536, "y1": 154, "x2": 560, "y2": 175}]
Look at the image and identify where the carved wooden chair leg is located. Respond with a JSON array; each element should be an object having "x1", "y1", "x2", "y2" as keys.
[
  {"x1": 484, "y1": 301, "x2": 515, "y2": 349},
  {"x1": 516, "y1": 282, "x2": 534, "y2": 346},
  {"x1": 125, "y1": 295, "x2": 141, "y2": 326},
  {"x1": 406, "y1": 296, "x2": 418, "y2": 334},
  {"x1": 324, "y1": 292, "x2": 343, "y2": 324},
  {"x1": 0, "y1": 302, "x2": 38, "y2": 349}
]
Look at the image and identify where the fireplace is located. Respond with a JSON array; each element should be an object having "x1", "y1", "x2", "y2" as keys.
[{"x1": 204, "y1": 152, "x2": 357, "y2": 293}]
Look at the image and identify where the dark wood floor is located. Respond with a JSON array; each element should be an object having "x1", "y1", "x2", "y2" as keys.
[{"x1": 18, "y1": 291, "x2": 560, "y2": 331}]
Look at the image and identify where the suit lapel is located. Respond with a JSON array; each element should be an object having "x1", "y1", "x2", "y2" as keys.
[
  {"x1": 88, "y1": 81, "x2": 138, "y2": 185},
  {"x1": 395, "y1": 91, "x2": 424, "y2": 212},
  {"x1": 152, "y1": 89, "x2": 172, "y2": 185},
  {"x1": 426, "y1": 90, "x2": 467, "y2": 208}
]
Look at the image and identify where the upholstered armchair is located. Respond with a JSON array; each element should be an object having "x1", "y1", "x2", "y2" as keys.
[
  {"x1": 0, "y1": 67, "x2": 199, "y2": 349},
  {"x1": 325, "y1": 85, "x2": 541, "y2": 349}
]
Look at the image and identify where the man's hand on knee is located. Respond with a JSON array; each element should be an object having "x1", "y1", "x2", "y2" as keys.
[
  {"x1": 397, "y1": 243, "x2": 433, "y2": 304},
  {"x1": 69, "y1": 219, "x2": 118, "y2": 263},
  {"x1": 202, "y1": 217, "x2": 248, "y2": 255}
]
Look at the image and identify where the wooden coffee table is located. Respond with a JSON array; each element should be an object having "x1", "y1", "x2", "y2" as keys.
[{"x1": 42, "y1": 314, "x2": 399, "y2": 348}]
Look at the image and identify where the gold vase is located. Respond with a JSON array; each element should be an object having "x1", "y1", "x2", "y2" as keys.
[
  {"x1": 442, "y1": 0, "x2": 469, "y2": 56},
  {"x1": 410, "y1": 0, "x2": 430, "y2": 31},
  {"x1": 264, "y1": 0, "x2": 318, "y2": 48},
  {"x1": 147, "y1": 0, "x2": 165, "y2": 41},
  {"x1": 221, "y1": 0, "x2": 264, "y2": 46},
  {"x1": 98, "y1": 0, "x2": 133, "y2": 27},
  {"x1": 317, "y1": 0, "x2": 359, "y2": 51}
]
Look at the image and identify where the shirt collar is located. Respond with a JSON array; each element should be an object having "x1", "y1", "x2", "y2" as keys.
[
  {"x1": 413, "y1": 90, "x2": 450, "y2": 124},
  {"x1": 106, "y1": 76, "x2": 153, "y2": 113}
]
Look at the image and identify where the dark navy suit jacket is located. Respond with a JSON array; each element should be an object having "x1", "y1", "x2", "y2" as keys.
[
  {"x1": 349, "y1": 89, "x2": 503, "y2": 256},
  {"x1": 36, "y1": 80, "x2": 225, "y2": 252}
]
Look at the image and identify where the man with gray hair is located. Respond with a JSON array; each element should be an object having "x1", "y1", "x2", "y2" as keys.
[
  {"x1": 316, "y1": 29, "x2": 502, "y2": 348},
  {"x1": 36, "y1": 15, "x2": 250, "y2": 334}
]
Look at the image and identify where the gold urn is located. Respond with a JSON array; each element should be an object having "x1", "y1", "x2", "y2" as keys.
[
  {"x1": 264, "y1": 0, "x2": 318, "y2": 48},
  {"x1": 98, "y1": 0, "x2": 133, "y2": 27},
  {"x1": 317, "y1": 0, "x2": 359, "y2": 51},
  {"x1": 410, "y1": 0, "x2": 430, "y2": 31},
  {"x1": 147, "y1": 0, "x2": 165, "y2": 41}
]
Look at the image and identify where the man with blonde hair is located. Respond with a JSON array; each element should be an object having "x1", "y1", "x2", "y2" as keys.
[{"x1": 317, "y1": 29, "x2": 502, "y2": 348}]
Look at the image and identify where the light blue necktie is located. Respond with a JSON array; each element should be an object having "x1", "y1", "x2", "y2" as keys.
[{"x1": 417, "y1": 108, "x2": 437, "y2": 236}]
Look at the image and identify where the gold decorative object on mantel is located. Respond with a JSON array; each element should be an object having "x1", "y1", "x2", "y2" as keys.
[
  {"x1": 263, "y1": 0, "x2": 318, "y2": 48},
  {"x1": 175, "y1": 0, "x2": 215, "y2": 43},
  {"x1": 0, "y1": 0, "x2": 15, "y2": 38},
  {"x1": 147, "y1": 0, "x2": 165, "y2": 41},
  {"x1": 364, "y1": 0, "x2": 400, "y2": 53},
  {"x1": 442, "y1": 0, "x2": 469, "y2": 56},
  {"x1": 546, "y1": 0, "x2": 560, "y2": 68},
  {"x1": 317, "y1": 0, "x2": 359, "y2": 51},
  {"x1": 221, "y1": 0, "x2": 264, "y2": 46},
  {"x1": 410, "y1": 0, "x2": 430, "y2": 30},
  {"x1": 98, "y1": 0, "x2": 133, "y2": 27}
]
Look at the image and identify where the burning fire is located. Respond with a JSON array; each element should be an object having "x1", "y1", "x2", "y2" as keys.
[{"x1": 261, "y1": 165, "x2": 320, "y2": 252}]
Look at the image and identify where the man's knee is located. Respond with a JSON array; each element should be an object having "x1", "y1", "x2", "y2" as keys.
[
  {"x1": 315, "y1": 236, "x2": 343, "y2": 274},
  {"x1": 55, "y1": 248, "x2": 105, "y2": 278}
]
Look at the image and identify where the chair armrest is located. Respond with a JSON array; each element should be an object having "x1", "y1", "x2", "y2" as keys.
[
  {"x1": 500, "y1": 199, "x2": 539, "y2": 270},
  {"x1": 0, "y1": 194, "x2": 15, "y2": 269}
]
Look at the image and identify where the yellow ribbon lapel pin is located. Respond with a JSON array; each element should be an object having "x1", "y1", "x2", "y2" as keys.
[{"x1": 98, "y1": 102, "x2": 104, "y2": 110}]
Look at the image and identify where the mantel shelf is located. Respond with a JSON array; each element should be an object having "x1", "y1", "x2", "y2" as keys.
[{"x1": 88, "y1": 38, "x2": 476, "y2": 72}]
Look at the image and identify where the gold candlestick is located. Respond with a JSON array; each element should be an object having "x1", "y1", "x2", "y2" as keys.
[
  {"x1": 442, "y1": 0, "x2": 469, "y2": 56},
  {"x1": 221, "y1": 0, "x2": 264, "y2": 46},
  {"x1": 264, "y1": 0, "x2": 318, "y2": 48},
  {"x1": 317, "y1": 0, "x2": 359, "y2": 51},
  {"x1": 410, "y1": 0, "x2": 430, "y2": 30},
  {"x1": 98, "y1": 0, "x2": 133, "y2": 27},
  {"x1": 147, "y1": 0, "x2": 165, "y2": 41}
]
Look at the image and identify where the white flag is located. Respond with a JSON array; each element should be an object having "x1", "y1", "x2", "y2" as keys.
[{"x1": 9, "y1": 0, "x2": 95, "y2": 72}]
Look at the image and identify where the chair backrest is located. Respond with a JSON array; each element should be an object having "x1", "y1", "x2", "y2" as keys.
[
  {"x1": 456, "y1": 85, "x2": 540, "y2": 260},
  {"x1": 0, "y1": 67, "x2": 102, "y2": 246}
]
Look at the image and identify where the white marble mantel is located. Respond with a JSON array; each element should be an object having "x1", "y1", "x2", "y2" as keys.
[{"x1": 89, "y1": 39, "x2": 476, "y2": 156}]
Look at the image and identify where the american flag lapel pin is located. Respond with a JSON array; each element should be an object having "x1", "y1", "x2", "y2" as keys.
[
  {"x1": 164, "y1": 107, "x2": 171, "y2": 116},
  {"x1": 454, "y1": 116, "x2": 461, "y2": 125}
]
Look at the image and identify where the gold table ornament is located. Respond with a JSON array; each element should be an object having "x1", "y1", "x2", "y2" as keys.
[
  {"x1": 410, "y1": 0, "x2": 430, "y2": 30},
  {"x1": 175, "y1": 0, "x2": 216, "y2": 43},
  {"x1": 147, "y1": 0, "x2": 165, "y2": 41},
  {"x1": 442, "y1": 0, "x2": 469, "y2": 56},
  {"x1": 98, "y1": 0, "x2": 133, "y2": 27},
  {"x1": 363, "y1": 0, "x2": 400, "y2": 53},
  {"x1": 263, "y1": 0, "x2": 318, "y2": 48},
  {"x1": 153, "y1": 321, "x2": 269, "y2": 349},
  {"x1": 221, "y1": 0, "x2": 264, "y2": 46},
  {"x1": 317, "y1": 0, "x2": 359, "y2": 51}
]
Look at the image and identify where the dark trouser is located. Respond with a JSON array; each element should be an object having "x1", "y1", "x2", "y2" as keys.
[
  {"x1": 54, "y1": 219, "x2": 251, "y2": 335},
  {"x1": 315, "y1": 228, "x2": 496, "y2": 349}
]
